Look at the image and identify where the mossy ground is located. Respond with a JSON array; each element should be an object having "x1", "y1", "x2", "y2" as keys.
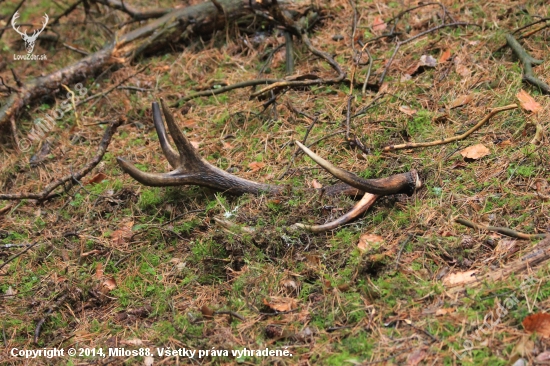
[{"x1": 1, "y1": 0, "x2": 549, "y2": 365}]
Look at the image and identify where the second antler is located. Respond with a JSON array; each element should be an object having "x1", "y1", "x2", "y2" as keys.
[{"x1": 117, "y1": 100, "x2": 421, "y2": 231}]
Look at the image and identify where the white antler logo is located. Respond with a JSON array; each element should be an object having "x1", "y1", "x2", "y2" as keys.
[{"x1": 11, "y1": 11, "x2": 49, "y2": 54}]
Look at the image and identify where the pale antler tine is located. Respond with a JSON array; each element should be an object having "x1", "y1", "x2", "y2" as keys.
[
  {"x1": 294, "y1": 193, "x2": 378, "y2": 232},
  {"x1": 295, "y1": 141, "x2": 421, "y2": 196},
  {"x1": 117, "y1": 157, "x2": 185, "y2": 186},
  {"x1": 159, "y1": 98, "x2": 201, "y2": 165},
  {"x1": 151, "y1": 102, "x2": 179, "y2": 168}
]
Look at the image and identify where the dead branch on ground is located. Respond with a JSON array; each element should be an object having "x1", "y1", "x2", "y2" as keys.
[
  {"x1": 0, "y1": 118, "x2": 123, "y2": 201},
  {"x1": 455, "y1": 218, "x2": 547, "y2": 240},
  {"x1": 383, "y1": 104, "x2": 518, "y2": 151},
  {"x1": 506, "y1": 34, "x2": 550, "y2": 94}
]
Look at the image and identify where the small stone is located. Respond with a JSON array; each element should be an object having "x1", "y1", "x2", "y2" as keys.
[{"x1": 332, "y1": 34, "x2": 344, "y2": 41}]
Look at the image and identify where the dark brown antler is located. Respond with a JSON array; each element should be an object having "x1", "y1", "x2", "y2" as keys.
[
  {"x1": 117, "y1": 100, "x2": 420, "y2": 196},
  {"x1": 117, "y1": 100, "x2": 280, "y2": 195},
  {"x1": 117, "y1": 101, "x2": 421, "y2": 231}
]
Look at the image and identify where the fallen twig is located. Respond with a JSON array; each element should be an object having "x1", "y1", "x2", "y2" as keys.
[
  {"x1": 383, "y1": 104, "x2": 517, "y2": 151},
  {"x1": 455, "y1": 218, "x2": 547, "y2": 240},
  {"x1": 0, "y1": 241, "x2": 39, "y2": 272},
  {"x1": 506, "y1": 34, "x2": 550, "y2": 94},
  {"x1": 0, "y1": 118, "x2": 123, "y2": 201}
]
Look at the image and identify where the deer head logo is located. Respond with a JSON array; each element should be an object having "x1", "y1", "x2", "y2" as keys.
[{"x1": 11, "y1": 11, "x2": 49, "y2": 54}]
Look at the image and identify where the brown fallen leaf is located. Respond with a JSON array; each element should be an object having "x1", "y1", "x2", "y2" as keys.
[
  {"x1": 248, "y1": 161, "x2": 266, "y2": 172},
  {"x1": 406, "y1": 348, "x2": 427, "y2": 366},
  {"x1": 263, "y1": 297, "x2": 298, "y2": 312},
  {"x1": 189, "y1": 140, "x2": 200, "y2": 149},
  {"x1": 460, "y1": 144, "x2": 490, "y2": 160},
  {"x1": 372, "y1": 16, "x2": 387, "y2": 32},
  {"x1": 536, "y1": 351, "x2": 550, "y2": 362},
  {"x1": 449, "y1": 94, "x2": 473, "y2": 109},
  {"x1": 201, "y1": 304, "x2": 214, "y2": 318},
  {"x1": 523, "y1": 313, "x2": 550, "y2": 338},
  {"x1": 399, "y1": 105, "x2": 417, "y2": 116},
  {"x1": 517, "y1": 89, "x2": 542, "y2": 113},
  {"x1": 443, "y1": 270, "x2": 477, "y2": 286},
  {"x1": 95, "y1": 262, "x2": 104, "y2": 279},
  {"x1": 311, "y1": 179, "x2": 322, "y2": 189},
  {"x1": 455, "y1": 63, "x2": 471, "y2": 78},
  {"x1": 86, "y1": 173, "x2": 107, "y2": 185},
  {"x1": 112, "y1": 221, "x2": 134, "y2": 247},
  {"x1": 404, "y1": 55, "x2": 437, "y2": 77},
  {"x1": 439, "y1": 48, "x2": 452, "y2": 63},
  {"x1": 102, "y1": 277, "x2": 117, "y2": 291},
  {"x1": 358, "y1": 233, "x2": 384, "y2": 252},
  {"x1": 419, "y1": 55, "x2": 437, "y2": 68}
]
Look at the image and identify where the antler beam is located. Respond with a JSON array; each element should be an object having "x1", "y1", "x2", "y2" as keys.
[{"x1": 117, "y1": 101, "x2": 421, "y2": 231}]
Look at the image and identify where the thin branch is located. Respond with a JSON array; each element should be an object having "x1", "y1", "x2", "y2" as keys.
[
  {"x1": 0, "y1": 241, "x2": 39, "y2": 272},
  {"x1": 455, "y1": 218, "x2": 547, "y2": 240},
  {"x1": 0, "y1": 118, "x2": 123, "y2": 201},
  {"x1": 383, "y1": 104, "x2": 517, "y2": 151},
  {"x1": 506, "y1": 34, "x2": 550, "y2": 94}
]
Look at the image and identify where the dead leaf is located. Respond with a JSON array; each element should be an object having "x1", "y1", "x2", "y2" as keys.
[
  {"x1": 406, "y1": 348, "x2": 427, "y2": 366},
  {"x1": 111, "y1": 221, "x2": 134, "y2": 246},
  {"x1": 439, "y1": 48, "x2": 452, "y2": 63},
  {"x1": 399, "y1": 105, "x2": 417, "y2": 116},
  {"x1": 514, "y1": 336, "x2": 535, "y2": 357},
  {"x1": 201, "y1": 304, "x2": 214, "y2": 318},
  {"x1": 517, "y1": 89, "x2": 542, "y2": 113},
  {"x1": 189, "y1": 140, "x2": 200, "y2": 149},
  {"x1": 460, "y1": 144, "x2": 490, "y2": 160},
  {"x1": 311, "y1": 179, "x2": 322, "y2": 189},
  {"x1": 404, "y1": 55, "x2": 437, "y2": 77},
  {"x1": 143, "y1": 356, "x2": 154, "y2": 366},
  {"x1": 95, "y1": 262, "x2": 104, "y2": 279},
  {"x1": 419, "y1": 55, "x2": 437, "y2": 68},
  {"x1": 435, "y1": 308, "x2": 456, "y2": 316},
  {"x1": 5, "y1": 286, "x2": 17, "y2": 296},
  {"x1": 449, "y1": 94, "x2": 473, "y2": 109},
  {"x1": 181, "y1": 119, "x2": 197, "y2": 128},
  {"x1": 358, "y1": 233, "x2": 384, "y2": 252},
  {"x1": 263, "y1": 297, "x2": 298, "y2": 312},
  {"x1": 86, "y1": 173, "x2": 107, "y2": 185},
  {"x1": 455, "y1": 63, "x2": 471, "y2": 78},
  {"x1": 443, "y1": 270, "x2": 477, "y2": 286},
  {"x1": 372, "y1": 16, "x2": 386, "y2": 32},
  {"x1": 523, "y1": 313, "x2": 550, "y2": 338},
  {"x1": 305, "y1": 254, "x2": 321, "y2": 266},
  {"x1": 450, "y1": 162, "x2": 467, "y2": 169},
  {"x1": 337, "y1": 283, "x2": 350, "y2": 292},
  {"x1": 536, "y1": 351, "x2": 550, "y2": 362},
  {"x1": 102, "y1": 277, "x2": 117, "y2": 291},
  {"x1": 248, "y1": 162, "x2": 266, "y2": 172}
]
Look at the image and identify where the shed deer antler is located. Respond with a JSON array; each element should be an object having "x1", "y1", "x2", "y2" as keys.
[
  {"x1": 12, "y1": 11, "x2": 49, "y2": 54},
  {"x1": 117, "y1": 100, "x2": 421, "y2": 230}
]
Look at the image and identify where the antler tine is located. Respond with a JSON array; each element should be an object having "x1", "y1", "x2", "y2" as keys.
[
  {"x1": 159, "y1": 98, "x2": 203, "y2": 168},
  {"x1": 295, "y1": 141, "x2": 421, "y2": 196},
  {"x1": 151, "y1": 102, "x2": 180, "y2": 168},
  {"x1": 116, "y1": 158, "x2": 187, "y2": 186}
]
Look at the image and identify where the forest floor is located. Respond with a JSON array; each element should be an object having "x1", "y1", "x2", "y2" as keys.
[{"x1": 1, "y1": 0, "x2": 549, "y2": 365}]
